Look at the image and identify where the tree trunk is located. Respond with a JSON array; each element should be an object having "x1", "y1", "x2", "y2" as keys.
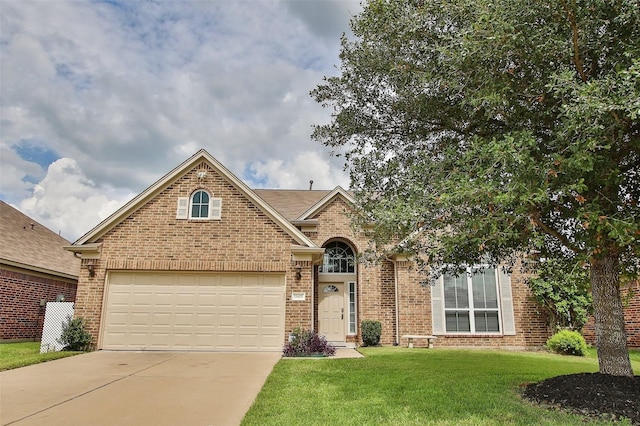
[{"x1": 591, "y1": 254, "x2": 633, "y2": 377}]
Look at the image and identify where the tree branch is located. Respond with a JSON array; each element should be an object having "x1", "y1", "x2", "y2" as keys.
[
  {"x1": 530, "y1": 210, "x2": 583, "y2": 254},
  {"x1": 561, "y1": 0, "x2": 588, "y2": 83}
]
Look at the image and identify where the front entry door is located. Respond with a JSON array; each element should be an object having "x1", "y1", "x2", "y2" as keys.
[{"x1": 318, "y1": 284, "x2": 345, "y2": 342}]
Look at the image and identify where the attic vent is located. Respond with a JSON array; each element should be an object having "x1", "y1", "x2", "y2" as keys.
[{"x1": 195, "y1": 161, "x2": 212, "y2": 171}]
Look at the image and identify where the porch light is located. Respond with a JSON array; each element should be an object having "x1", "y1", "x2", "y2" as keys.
[
  {"x1": 294, "y1": 265, "x2": 302, "y2": 280},
  {"x1": 85, "y1": 259, "x2": 96, "y2": 277}
]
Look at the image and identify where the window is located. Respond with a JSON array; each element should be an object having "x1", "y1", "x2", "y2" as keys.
[
  {"x1": 443, "y1": 267, "x2": 500, "y2": 333},
  {"x1": 320, "y1": 241, "x2": 355, "y2": 273},
  {"x1": 191, "y1": 190, "x2": 209, "y2": 218},
  {"x1": 348, "y1": 282, "x2": 357, "y2": 334},
  {"x1": 176, "y1": 191, "x2": 222, "y2": 220}
]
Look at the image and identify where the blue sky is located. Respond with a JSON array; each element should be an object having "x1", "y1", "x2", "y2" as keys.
[{"x1": 0, "y1": 0, "x2": 359, "y2": 240}]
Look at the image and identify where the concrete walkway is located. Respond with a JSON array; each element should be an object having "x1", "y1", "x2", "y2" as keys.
[{"x1": 1, "y1": 351, "x2": 280, "y2": 426}]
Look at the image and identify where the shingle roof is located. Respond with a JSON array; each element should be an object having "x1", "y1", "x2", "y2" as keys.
[
  {"x1": 0, "y1": 201, "x2": 80, "y2": 278},
  {"x1": 253, "y1": 189, "x2": 333, "y2": 221}
]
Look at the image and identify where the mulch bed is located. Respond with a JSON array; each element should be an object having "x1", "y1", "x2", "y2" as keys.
[{"x1": 522, "y1": 373, "x2": 640, "y2": 424}]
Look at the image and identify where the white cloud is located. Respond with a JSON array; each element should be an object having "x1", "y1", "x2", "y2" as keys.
[
  {"x1": 18, "y1": 158, "x2": 134, "y2": 241},
  {"x1": 249, "y1": 150, "x2": 349, "y2": 189},
  {"x1": 0, "y1": 0, "x2": 357, "y2": 237},
  {"x1": 0, "y1": 142, "x2": 43, "y2": 197}
]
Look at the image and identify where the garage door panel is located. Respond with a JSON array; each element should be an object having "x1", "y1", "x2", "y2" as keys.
[
  {"x1": 261, "y1": 314, "x2": 282, "y2": 328},
  {"x1": 196, "y1": 314, "x2": 216, "y2": 326},
  {"x1": 240, "y1": 314, "x2": 259, "y2": 327},
  {"x1": 103, "y1": 273, "x2": 285, "y2": 351},
  {"x1": 241, "y1": 294, "x2": 260, "y2": 307},
  {"x1": 262, "y1": 294, "x2": 283, "y2": 308},
  {"x1": 197, "y1": 293, "x2": 217, "y2": 307}
]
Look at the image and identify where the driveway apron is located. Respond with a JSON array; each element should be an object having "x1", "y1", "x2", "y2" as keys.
[{"x1": 1, "y1": 351, "x2": 280, "y2": 426}]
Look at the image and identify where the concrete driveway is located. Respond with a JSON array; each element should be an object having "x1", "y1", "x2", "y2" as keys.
[{"x1": 0, "y1": 351, "x2": 280, "y2": 426}]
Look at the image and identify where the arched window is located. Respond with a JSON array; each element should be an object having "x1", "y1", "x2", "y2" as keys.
[
  {"x1": 320, "y1": 241, "x2": 355, "y2": 274},
  {"x1": 191, "y1": 190, "x2": 210, "y2": 219},
  {"x1": 175, "y1": 190, "x2": 222, "y2": 220}
]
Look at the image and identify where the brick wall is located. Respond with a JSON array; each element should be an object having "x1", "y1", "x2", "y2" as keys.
[
  {"x1": 310, "y1": 197, "x2": 394, "y2": 344},
  {"x1": 74, "y1": 162, "x2": 301, "y2": 345},
  {"x1": 307, "y1": 196, "x2": 550, "y2": 349},
  {"x1": 582, "y1": 280, "x2": 640, "y2": 348},
  {"x1": 0, "y1": 268, "x2": 77, "y2": 340},
  {"x1": 73, "y1": 162, "x2": 552, "y2": 350}
]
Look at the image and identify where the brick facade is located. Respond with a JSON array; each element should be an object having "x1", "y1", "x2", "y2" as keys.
[
  {"x1": 71, "y1": 152, "x2": 552, "y2": 350},
  {"x1": 74, "y1": 162, "x2": 307, "y2": 345},
  {"x1": 305, "y1": 197, "x2": 550, "y2": 349},
  {"x1": 0, "y1": 268, "x2": 77, "y2": 341},
  {"x1": 582, "y1": 280, "x2": 640, "y2": 348}
]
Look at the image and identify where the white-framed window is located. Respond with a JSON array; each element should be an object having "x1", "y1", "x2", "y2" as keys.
[
  {"x1": 176, "y1": 191, "x2": 222, "y2": 220},
  {"x1": 432, "y1": 265, "x2": 515, "y2": 336},
  {"x1": 320, "y1": 241, "x2": 356, "y2": 273},
  {"x1": 191, "y1": 190, "x2": 210, "y2": 218},
  {"x1": 443, "y1": 267, "x2": 501, "y2": 333},
  {"x1": 348, "y1": 281, "x2": 357, "y2": 334}
]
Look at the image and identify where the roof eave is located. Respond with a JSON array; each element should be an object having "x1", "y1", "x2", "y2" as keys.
[{"x1": 1, "y1": 258, "x2": 79, "y2": 281}]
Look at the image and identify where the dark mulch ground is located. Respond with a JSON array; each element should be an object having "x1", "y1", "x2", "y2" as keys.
[{"x1": 522, "y1": 373, "x2": 640, "y2": 424}]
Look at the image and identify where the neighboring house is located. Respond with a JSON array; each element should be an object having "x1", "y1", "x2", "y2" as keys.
[
  {"x1": 582, "y1": 280, "x2": 640, "y2": 348},
  {"x1": 65, "y1": 150, "x2": 550, "y2": 351},
  {"x1": 0, "y1": 201, "x2": 80, "y2": 341}
]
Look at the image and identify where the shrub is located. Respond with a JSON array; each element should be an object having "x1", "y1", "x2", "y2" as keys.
[
  {"x1": 545, "y1": 329, "x2": 588, "y2": 356},
  {"x1": 283, "y1": 328, "x2": 336, "y2": 357},
  {"x1": 58, "y1": 316, "x2": 93, "y2": 351},
  {"x1": 361, "y1": 320, "x2": 382, "y2": 346}
]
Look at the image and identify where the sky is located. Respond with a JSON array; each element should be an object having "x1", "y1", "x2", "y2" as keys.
[{"x1": 0, "y1": 0, "x2": 361, "y2": 242}]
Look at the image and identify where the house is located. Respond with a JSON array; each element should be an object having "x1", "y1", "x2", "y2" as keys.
[
  {"x1": 65, "y1": 150, "x2": 550, "y2": 351},
  {"x1": 0, "y1": 201, "x2": 80, "y2": 341}
]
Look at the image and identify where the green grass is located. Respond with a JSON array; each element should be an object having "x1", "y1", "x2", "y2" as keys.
[
  {"x1": 0, "y1": 342, "x2": 82, "y2": 371},
  {"x1": 243, "y1": 347, "x2": 640, "y2": 426}
]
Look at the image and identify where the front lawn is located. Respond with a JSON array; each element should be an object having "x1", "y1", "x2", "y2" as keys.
[
  {"x1": 0, "y1": 342, "x2": 82, "y2": 371},
  {"x1": 243, "y1": 347, "x2": 640, "y2": 425}
]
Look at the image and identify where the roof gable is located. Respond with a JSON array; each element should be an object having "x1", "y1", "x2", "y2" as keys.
[
  {"x1": 73, "y1": 150, "x2": 317, "y2": 247},
  {"x1": 253, "y1": 189, "x2": 332, "y2": 221},
  {"x1": 298, "y1": 186, "x2": 355, "y2": 220},
  {"x1": 0, "y1": 201, "x2": 80, "y2": 278}
]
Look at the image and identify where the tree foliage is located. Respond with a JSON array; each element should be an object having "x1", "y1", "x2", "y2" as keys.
[
  {"x1": 528, "y1": 258, "x2": 592, "y2": 332},
  {"x1": 312, "y1": 0, "x2": 639, "y2": 376}
]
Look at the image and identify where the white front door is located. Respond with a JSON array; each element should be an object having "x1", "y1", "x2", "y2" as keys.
[{"x1": 318, "y1": 284, "x2": 345, "y2": 341}]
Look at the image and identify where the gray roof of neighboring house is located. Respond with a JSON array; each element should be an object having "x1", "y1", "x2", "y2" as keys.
[
  {"x1": 253, "y1": 189, "x2": 334, "y2": 221},
  {"x1": 0, "y1": 201, "x2": 80, "y2": 279}
]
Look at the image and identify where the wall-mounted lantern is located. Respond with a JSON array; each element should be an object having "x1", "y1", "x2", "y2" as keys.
[{"x1": 294, "y1": 265, "x2": 302, "y2": 280}]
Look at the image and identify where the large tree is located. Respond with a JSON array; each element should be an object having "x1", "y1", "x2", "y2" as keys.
[{"x1": 312, "y1": 0, "x2": 639, "y2": 376}]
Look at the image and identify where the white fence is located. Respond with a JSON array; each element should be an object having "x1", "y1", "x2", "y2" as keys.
[{"x1": 40, "y1": 302, "x2": 75, "y2": 353}]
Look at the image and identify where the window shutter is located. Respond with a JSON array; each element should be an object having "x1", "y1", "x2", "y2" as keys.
[
  {"x1": 498, "y1": 267, "x2": 516, "y2": 335},
  {"x1": 210, "y1": 197, "x2": 222, "y2": 220},
  {"x1": 176, "y1": 197, "x2": 189, "y2": 219},
  {"x1": 431, "y1": 276, "x2": 445, "y2": 334}
]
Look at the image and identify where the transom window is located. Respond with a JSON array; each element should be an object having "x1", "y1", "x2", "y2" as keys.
[
  {"x1": 320, "y1": 241, "x2": 355, "y2": 274},
  {"x1": 444, "y1": 267, "x2": 500, "y2": 333},
  {"x1": 323, "y1": 285, "x2": 339, "y2": 293}
]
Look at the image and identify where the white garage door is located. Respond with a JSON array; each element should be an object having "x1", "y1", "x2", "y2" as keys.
[{"x1": 102, "y1": 272, "x2": 285, "y2": 351}]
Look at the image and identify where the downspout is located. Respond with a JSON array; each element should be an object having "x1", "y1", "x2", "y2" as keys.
[{"x1": 386, "y1": 256, "x2": 400, "y2": 346}]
